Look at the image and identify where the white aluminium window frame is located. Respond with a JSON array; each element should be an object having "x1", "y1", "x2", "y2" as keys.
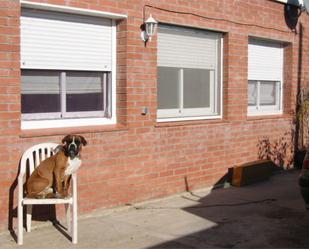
[
  {"x1": 22, "y1": 33, "x2": 116, "y2": 130},
  {"x1": 157, "y1": 26, "x2": 223, "y2": 122},
  {"x1": 247, "y1": 39, "x2": 284, "y2": 116},
  {"x1": 20, "y1": 3, "x2": 119, "y2": 130},
  {"x1": 20, "y1": 1, "x2": 127, "y2": 20},
  {"x1": 21, "y1": 22, "x2": 117, "y2": 130}
]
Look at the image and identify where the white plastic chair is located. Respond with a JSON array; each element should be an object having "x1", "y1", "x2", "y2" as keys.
[{"x1": 17, "y1": 143, "x2": 78, "y2": 245}]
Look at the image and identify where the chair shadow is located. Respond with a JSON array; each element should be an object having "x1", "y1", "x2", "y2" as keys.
[
  {"x1": 52, "y1": 220, "x2": 72, "y2": 242},
  {"x1": 8, "y1": 174, "x2": 18, "y2": 243}
]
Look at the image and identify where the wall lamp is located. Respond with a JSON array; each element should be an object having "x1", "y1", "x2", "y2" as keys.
[{"x1": 141, "y1": 15, "x2": 158, "y2": 42}]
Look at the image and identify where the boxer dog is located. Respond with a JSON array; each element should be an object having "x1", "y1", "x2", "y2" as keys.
[{"x1": 26, "y1": 135, "x2": 87, "y2": 198}]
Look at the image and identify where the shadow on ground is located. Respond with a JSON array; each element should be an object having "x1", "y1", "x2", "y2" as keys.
[
  {"x1": 146, "y1": 171, "x2": 309, "y2": 249},
  {"x1": 2, "y1": 170, "x2": 309, "y2": 249}
]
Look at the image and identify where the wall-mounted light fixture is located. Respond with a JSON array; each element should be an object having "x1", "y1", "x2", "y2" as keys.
[{"x1": 141, "y1": 15, "x2": 157, "y2": 42}]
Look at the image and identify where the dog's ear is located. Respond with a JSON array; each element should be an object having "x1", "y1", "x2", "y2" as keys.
[
  {"x1": 79, "y1": 135, "x2": 87, "y2": 146},
  {"x1": 62, "y1": 135, "x2": 71, "y2": 145}
]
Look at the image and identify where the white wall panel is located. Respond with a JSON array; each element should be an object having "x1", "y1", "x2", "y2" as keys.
[
  {"x1": 158, "y1": 25, "x2": 221, "y2": 69},
  {"x1": 248, "y1": 39, "x2": 283, "y2": 81},
  {"x1": 21, "y1": 9, "x2": 112, "y2": 71}
]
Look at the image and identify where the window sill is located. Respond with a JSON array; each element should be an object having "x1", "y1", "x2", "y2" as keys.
[
  {"x1": 155, "y1": 119, "x2": 229, "y2": 128},
  {"x1": 19, "y1": 124, "x2": 128, "y2": 138},
  {"x1": 246, "y1": 113, "x2": 292, "y2": 121}
]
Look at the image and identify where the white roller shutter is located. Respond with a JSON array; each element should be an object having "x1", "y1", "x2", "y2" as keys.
[
  {"x1": 248, "y1": 39, "x2": 283, "y2": 81},
  {"x1": 21, "y1": 8, "x2": 112, "y2": 71},
  {"x1": 158, "y1": 25, "x2": 221, "y2": 70}
]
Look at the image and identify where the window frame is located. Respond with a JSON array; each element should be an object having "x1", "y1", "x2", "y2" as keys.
[
  {"x1": 20, "y1": 6, "x2": 118, "y2": 130},
  {"x1": 247, "y1": 39, "x2": 284, "y2": 116},
  {"x1": 157, "y1": 26, "x2": 223, "y2": 122}
]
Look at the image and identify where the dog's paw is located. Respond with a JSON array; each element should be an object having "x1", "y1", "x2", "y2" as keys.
[
  {"x1": 46, "y1": 193, "x2": 57, "y2": 198},
  {"x1": 55, "y1": 192, "x2": 71, "y2": 199},
  {"x1": 54, "y1": 192, "x2": 63, "y2": 198}
]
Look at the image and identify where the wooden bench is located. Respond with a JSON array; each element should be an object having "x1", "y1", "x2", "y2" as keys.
[{"x1": 232, "y1": 159, "x2": 276, "y2": 187}]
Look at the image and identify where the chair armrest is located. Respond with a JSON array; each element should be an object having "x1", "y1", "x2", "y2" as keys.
[
  {"x1": 72, "y1": 173, "x2": 77, "y2": 198},
  {"x1": 72, "y1": 173, "x2": 77, "y2": 185},
  {"x1": 18, "y1": 175, "x2": 25, "y2": 203}
]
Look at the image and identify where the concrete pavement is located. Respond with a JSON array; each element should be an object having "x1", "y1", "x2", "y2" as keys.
[{"x1": 1, "y1": 170, "x2": 309, "y2": 248}]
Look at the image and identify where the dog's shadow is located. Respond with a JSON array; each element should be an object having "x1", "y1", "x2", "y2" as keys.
[{"x1": 8, "y1": 160, "x2": 57, "y2": 243}]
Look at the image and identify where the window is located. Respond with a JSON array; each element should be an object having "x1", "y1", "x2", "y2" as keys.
[
  {"x1": 20, "y1": 8, "x2": 115, "y2": 129},
  {"x1": 157, "y1": 25, "x2": 222, "y2": 120},
  {"x1": 248, "y1": 39, "x2": 283, "y2": 115},
  {"x1": 21, "y1": 70, "x2": 111, "y2": 120}
]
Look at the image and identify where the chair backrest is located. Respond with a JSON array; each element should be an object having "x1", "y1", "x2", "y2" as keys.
[{"x1": 19, "y1": 143, "x2": 60, "y2": 184}]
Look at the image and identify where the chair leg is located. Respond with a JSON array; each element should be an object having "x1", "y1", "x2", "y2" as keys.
[
  {"x1": 26, "y1": 205, "x2": 32, "y2": 232},
  {"x1": 17, "y1": 201, "x2": 23, "y2": 245},
  {"x1": 72, "y1": 201, "x2": 77, "y2": 244},
  {"x1": 65, "y1": 204, "x2": 71, "y2": 234}
]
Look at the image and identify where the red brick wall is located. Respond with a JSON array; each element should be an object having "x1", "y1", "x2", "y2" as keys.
[{"x1": 0, "y1": 0, "x2": 308, "y2": 232}]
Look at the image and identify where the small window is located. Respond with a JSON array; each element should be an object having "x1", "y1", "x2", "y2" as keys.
[
  {"x1": 157, "y1": 25, "x2": 222, "y2": 120},
  {"x1": 158, "y1": 67, "x2": 179, "y2": 110},
  {"x1": 21, "y1": 70, "x2": 61, "y2": 115},
  {"x1": 66, "y1": 72, "x2": 105, "y2": 113},
  {"x1": 21, "y1": 70, "x2": 111, "y2": 120},
  {"x1": 248, "y1": 39, "x2": 283, "y2": 115}
]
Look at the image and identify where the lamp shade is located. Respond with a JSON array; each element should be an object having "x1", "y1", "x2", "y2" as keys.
[{"x1": 145, "y1": 15, "x2": 157, "y2": 38}]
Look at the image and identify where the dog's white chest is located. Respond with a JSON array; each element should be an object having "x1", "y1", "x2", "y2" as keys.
[{"x1": 65, "y1": 158, "x2": 82, "y2": 176}]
